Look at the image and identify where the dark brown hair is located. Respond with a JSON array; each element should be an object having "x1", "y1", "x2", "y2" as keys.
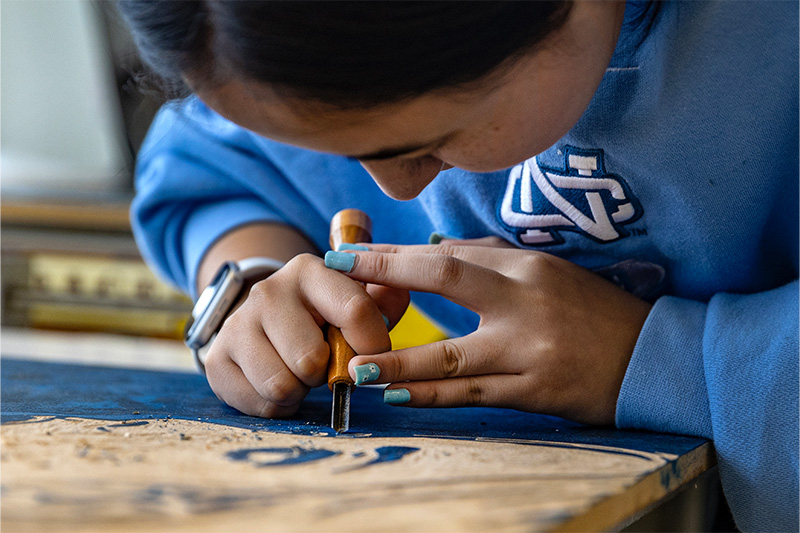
[{"x1": 118, "y1": 1, "x2": 571, "y2": 107}]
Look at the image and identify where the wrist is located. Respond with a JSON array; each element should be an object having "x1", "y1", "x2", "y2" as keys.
[{"x1": 184, "y1": 257, "x2": 284, "y2": 373}]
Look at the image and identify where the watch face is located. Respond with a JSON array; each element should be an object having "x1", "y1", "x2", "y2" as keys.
[{"x1": 184, "y1": 262, "x2": 243, "y2": 349}]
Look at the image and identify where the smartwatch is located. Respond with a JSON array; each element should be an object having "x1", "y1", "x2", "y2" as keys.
[{"x1": 184, "y1": 257, "x2": 285, "y2": 373}]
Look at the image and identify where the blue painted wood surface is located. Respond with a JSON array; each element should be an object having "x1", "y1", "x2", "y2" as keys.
[{"x1": 1, "y1": 357, "x2": 706, "y2": 456}]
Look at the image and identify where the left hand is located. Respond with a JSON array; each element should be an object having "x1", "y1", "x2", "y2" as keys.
[{"x1": 337, "y1": 242, "x2": 652, "y2": 425}]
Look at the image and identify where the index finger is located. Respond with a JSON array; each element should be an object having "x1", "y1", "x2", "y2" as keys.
[
  {"x1": 361, "y1": 242, "x2": 525, "y2": 275},
  {"x1": 329, "y1": 249, "x2": 509, "y2": 313}
]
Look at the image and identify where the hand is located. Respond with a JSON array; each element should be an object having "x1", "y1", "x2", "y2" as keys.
[
  {"x1": 202, "y1": 253, "x2": 408, "y2": 418},
  {"x1": 341, "y1": 243, "x2": 652, "y2": 425}
]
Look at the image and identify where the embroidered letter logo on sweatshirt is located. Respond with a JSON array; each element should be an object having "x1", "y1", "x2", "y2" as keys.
[{"x1": 499, "y1": 146, "x2": 642, "y2": 245}]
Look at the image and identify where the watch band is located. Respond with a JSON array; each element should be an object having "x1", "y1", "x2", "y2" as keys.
[
  {"x1": 234, "y1": 256, "x2": 287, "y2": 280},
  {"x1": 185, "y1": 257, "x2": 285, "y2": 374}
]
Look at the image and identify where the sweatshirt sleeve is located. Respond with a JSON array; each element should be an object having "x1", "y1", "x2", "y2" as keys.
[
  {"x1": 616, "y1": 281, "x2": 799, "y2": 532},
  {"x1": 130, "y1": 98, "x2": 322, "y2": 298}
]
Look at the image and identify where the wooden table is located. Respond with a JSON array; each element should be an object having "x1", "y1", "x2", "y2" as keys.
[{"x1": 1, "y1": 328, "x2": 716, "y2": 532}]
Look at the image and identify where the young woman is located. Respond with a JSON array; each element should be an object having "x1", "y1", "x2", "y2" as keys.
[{"x1": 118, "y1": 2, "x2": 798, "y2": 530}]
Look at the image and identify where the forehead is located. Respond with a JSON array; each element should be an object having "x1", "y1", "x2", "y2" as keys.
[{"x1": 195, "y1": 77, "x2": 491, "y2": 155}]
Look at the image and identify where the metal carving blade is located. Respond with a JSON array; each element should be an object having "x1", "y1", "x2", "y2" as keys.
[{"x1": 331, "y1": 381, "x2": 351, "y2": 433}]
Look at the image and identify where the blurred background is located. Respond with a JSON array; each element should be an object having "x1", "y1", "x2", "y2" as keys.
[
  {"x1": 0, "y1": 0, "x2": 445, "y2": 348},
  {"x1": 1, "y1": 0, "x2": 192, "y2": 339}
]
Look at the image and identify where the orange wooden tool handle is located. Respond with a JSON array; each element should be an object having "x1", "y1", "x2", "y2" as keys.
[
  {"x1": 327, "y1": 209, "x2": 372, "y2": 390},
  {"x1": 329, "y1": 208, "x2": 372, "y2": 250},
  {"x1": 326, "y1": 325, "x2": 357, "y2": 389}
]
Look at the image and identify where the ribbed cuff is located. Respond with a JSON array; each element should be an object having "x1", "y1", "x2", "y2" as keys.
[{"x1": 616, "y1": 296, "x2": 713, "y2": 439}]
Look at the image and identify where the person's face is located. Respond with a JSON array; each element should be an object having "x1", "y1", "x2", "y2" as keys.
[{"x1": 194, "y1": 1, "x2": 626, "y2": 201}]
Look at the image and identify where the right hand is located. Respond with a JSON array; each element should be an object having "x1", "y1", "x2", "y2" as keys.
[{"x1": 202, "y1": 253, "x2": 408, "y2": 417}]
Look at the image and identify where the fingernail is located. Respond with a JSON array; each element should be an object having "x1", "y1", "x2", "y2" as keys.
[
  {"x1": 324, "y1": 250, "x2": 356, "y2": 272},
  {"x1": 337, "y1": 243, "x2": 369, "y2": 252},
  {"x1": 353, "y1": 363, "x2": 380, "y2": 385},
  {"x1": 384, "y1": 388, "x2": 411, "y2": 404},
  {"x1": 382, "y1": 314, "x2": 390, "y2": 328},
  {"x1": 428, "y1": 232, "x2": 457, "y2": 245}
]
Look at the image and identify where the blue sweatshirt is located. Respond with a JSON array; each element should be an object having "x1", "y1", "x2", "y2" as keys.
[{"x1": 131, "y1": 2, "x2": 798, "y2": 530}]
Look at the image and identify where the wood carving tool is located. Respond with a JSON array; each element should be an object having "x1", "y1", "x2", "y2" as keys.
[{"x1": 327, "y1": 208, "x2": 372, "y2": 433}]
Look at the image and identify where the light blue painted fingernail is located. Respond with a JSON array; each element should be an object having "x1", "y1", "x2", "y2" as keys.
[
  {"x1": 353, "y1": 363, "x2": 380, "y2": 385},
  {"x1": 324, "y1": 250, "x2": 356, "y2": 272},
  {"x1": 384, "y1": 388, "x2": 411, "y2": 404},
  {"x1": 337, "y1": 243, "x2": 369, "y2": 252},
  {"x1": 382, "y1": 314, "x2": 390, "y2": 328},
  {"x1": 428, "y1": 232, "x2": 458, "y2": 245}
]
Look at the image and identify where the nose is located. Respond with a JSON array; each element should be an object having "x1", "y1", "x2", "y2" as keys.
[{"x1": 359, "y1": 156, "x2": 446, "y2": 201}]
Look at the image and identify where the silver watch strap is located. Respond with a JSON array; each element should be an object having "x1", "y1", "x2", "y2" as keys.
[
  {"x1": 192, "y1": 256, "x2": 285, "y2": 374},
  {"x1": 236, "y1": 257, "x2": 286, "y2": 280}
]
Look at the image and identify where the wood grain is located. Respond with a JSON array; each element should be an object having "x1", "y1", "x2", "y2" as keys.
[
  {"x1": 1, "y1": 416, "x2": 714, "y2": 533},
  {"x1": 0, "y1": 331, "x2": 716, "y2": 532}
]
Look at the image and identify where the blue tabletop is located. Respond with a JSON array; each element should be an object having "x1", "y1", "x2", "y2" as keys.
[{"x1": 1, "y1": 357, "x2": 706, "y2": 456}]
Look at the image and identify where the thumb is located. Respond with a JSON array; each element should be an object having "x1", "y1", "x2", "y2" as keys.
[{"x1": 365, "y1": 284, "x2": 410, "y2": 330}]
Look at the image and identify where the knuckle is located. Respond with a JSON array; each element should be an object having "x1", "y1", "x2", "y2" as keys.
[
  {"x1": 462, "y1": 377, "x2": 484, "y2": 407},
  {"x1": 203, "y1": 350, "x2": 223, "y2": 375},
  {"x1": 260, "y1": 370, "x2": 298, "y2": 406},
  {"x1": 484, "y1": 236, "x2": 508, "y2": 247},
  {"x1": 256, "y1": 400, "x2": 286, "y2": 419},
  {"x1": 427, "y1": 386, "x2": 439, "y2": 406},
  {"x1": 520, "y1": 251, "x2": 557, "y2": 277},
  {"x1": 438, "y1": 340, "x2": 467, "y2": 378},
  {"x1": 245, "y1": 278, "x2": 274, "y2": 307},
  {"x1": 342, "y1": 292, "x2": 374, "y2": 323},
  {"x1": 369, "y1": 252, "x2": 393, "y2": 278},
  {"x1": 288, "y1": 253, "x2": 322, "y2": 276},
  {"x1": 389, "y1": 351, "x2": 406, "y2": 379},
  {"x1": 257, "y1": 404, "x2": 277, "y2": 418},
  {"x1": 294, "y1": 343, "x2": 329, "y2": 384},
  {"x1": 291, "y1": 252, "x2": 319, "y2": 269},
  {"x1": 520, "y1": 251, "x2": 545, "y2": 269},
  {"x1": 428, "y1": 255, "x2": 465, "y2": 288},
  {"x1": 249, "y1": 273, "x2": 271, "y2": 292}
]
